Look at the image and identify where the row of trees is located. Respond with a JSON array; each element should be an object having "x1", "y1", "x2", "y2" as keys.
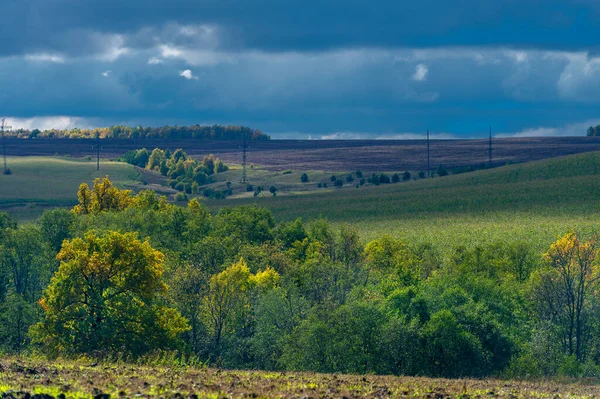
[
  {"x1": 7, "y1": 125, "x2": 270, "y2": 141},
  {"x1": 2, "y1": 179, "x2": 600, "y2": 377}
]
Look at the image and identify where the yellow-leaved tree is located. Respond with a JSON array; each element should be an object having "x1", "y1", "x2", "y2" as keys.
[
  {"x1": 530, "y1": 231, "x2": 600, "y2": 361},
  {"x1": 72, "y1": 176, "x2": 133, "y2": 215},
  {"x1": 31, "y1": 231, "x2": 189, "y2": 358}
]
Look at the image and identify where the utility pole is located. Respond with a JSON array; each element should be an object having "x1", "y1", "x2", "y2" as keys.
[
  {"x1": 240, "y1": 136, "x2": 249, "y2": 184},
  {"x1": 488, "y1": 126, "x2": 492, "y2": 167},
  {"x1": 1, "y1": 118, "x2": 13, "y2": 175},
  {"x1": 426, "y1": 129, "x2": 431, "y2": 177},
  {"x1": 92, "y1": 132, "x2": 102, "y2": 171}
]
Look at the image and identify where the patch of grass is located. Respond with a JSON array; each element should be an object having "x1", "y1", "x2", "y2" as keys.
[
  {"x1": 210, "y1": 151, "x2": 600, "y2": 253},
  {"x1": 0, "y1": 157, "x2": 144, "y2": 219}
]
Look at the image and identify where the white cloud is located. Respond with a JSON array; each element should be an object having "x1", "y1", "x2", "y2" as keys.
[
  {"x1": 180, "y1": 69, "x2": 198, "y2": 80},
  {"x1": 147, "y1": 57, "x2": 163, "y2": 64},
  {"x1": 5, "y1": 116, "x2": 92, "y2": 131},
  {"x1": 96, "y1": 34, "x2": 130, "y2": 62},
  {"x1": 24, "y1": 53, "x2": 65, "y2": 63},
  {"x1": 497, "y1": 119, "x2": 600, "y2": 137},
  {"x1": 101, "y1": 70, "x2": 111, "y2": 77},
  {"x1": 411, "y1": 63, "x2": 428, "y2": 81}
]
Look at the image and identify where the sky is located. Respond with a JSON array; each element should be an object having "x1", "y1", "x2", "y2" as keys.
[{"x1": 3, "y1": 0, "x2": 600, "y2": 139}]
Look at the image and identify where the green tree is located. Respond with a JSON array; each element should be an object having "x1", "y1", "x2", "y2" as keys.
[
  {"x1": 300, "y1": 173, "x2": 309, "y2": 183},
  {"x1": 31, "y1": 231, "x2": 189, "y2": 358}
]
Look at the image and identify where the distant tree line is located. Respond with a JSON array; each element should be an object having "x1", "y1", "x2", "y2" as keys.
[
  {"x1": 2, "y1": 179, "x2": 600, "y2": 378},
  {"x1": 7, "y1": 125, "x2": 270, "y2": 141}
]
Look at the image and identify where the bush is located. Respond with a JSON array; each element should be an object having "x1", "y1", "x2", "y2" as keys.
[
  {"x1": 330, "y1": 175, "x2": 337, "y2": 182},
  {"x1": 334, "y1": 179, "x2": 343, "y2": 187},
  {"x1": 301, "y1": 173, "x2": 309, "y2": 183},
  {"x1": 269, "y1": 186, "x2": 278, "y2": 196},
  {"x1": 246, "y1": 184, "x2": 254, "y2": 192},
  {"x1": 402, "y1": 171, "x2": 411, "y2": 181},
  {"x1": 359, "y1": 178, "x2": 365, "y2": 185},
  {"x1": 346, "y1": 174, "x2": 354, "y2": 183},
  {"x1": 282, "y1": 170, "x2": 292, "y2": 175},
  {"x1": 379, "y1": 173, "x2": 390, "y2": 184},
  {"x1": 418, "y1": 170, "x2": 426, "y2": 178},
  {"x1": 437, "y1": 164, "x2": 448, "y2": 177},
  {"x1": 317, "y1": 183, "x2": 322, "y2": 188},
  {"x1": 392, "y1": 173, "x2": 400, "y2": 183},
  {"x1": 3, "y1": 168, "x2": 11, "y2": 175},
  {"x1": 355, "y1": 170, "x2": 363, "y2": 178},
  {"x1": 174, "y1": 192, "x2": 188, "y2": 202}
]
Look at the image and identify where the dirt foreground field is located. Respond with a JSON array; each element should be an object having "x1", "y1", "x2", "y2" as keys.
[{"x1": 0, "y1": 358, "x2": 598, "y2": 399}]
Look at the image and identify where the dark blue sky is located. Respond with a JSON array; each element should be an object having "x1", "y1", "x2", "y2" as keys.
[{"x1": 3, "y1": 0, "x2": 600, "y2": 138}]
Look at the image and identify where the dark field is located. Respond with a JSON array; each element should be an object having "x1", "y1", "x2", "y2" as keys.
[
  {"x1": 6, "y1": 136, "x2": 600, "y2": 171},
  {"x1": 0, "y1": 358, "x2": 597, "y2": 399}
]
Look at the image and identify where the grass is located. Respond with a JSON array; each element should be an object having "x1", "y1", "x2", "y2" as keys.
[
  {"x1": 208, "y1": 151, "x2": 600, "y2": 253},
  {"x1": 1, "y1": 357, "x2": 599, "y2": 399},
  {"x1": 0, "y1": 156, "x2": 143, "y2": 221}
]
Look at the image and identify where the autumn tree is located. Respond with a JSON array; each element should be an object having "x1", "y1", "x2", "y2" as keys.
[
  {"x1": 202, "y1": 258, "x2": 279, "y2": 351},
  {"x1": 73, "y1": 177, "x2": 133, "y2": 215},
  {"x1": 31, "y1": 231, "x2": 189, "y2": 357},
  {"x1": 531, "y1": 232, "x2": 600, "y2": 361}
]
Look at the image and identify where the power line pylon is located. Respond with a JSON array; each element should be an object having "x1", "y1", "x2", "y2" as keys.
[
  {"x1": 488, "y1": 126, "x2": 493, "y2": 167},
  {"x1": 426, "y1": 129, "x2": 431, "y2": 177},
  {"x1": 240, "y1": 137, "x2": 249, "y2": 184},
  {"x1": 1, "y1": 118, "x2": 13, "y2": 175},
  {"x1": 92, "y1": 132, "x2": 102, "y2": 171}
]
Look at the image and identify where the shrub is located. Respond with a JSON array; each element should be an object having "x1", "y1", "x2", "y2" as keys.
[
  {"x1": 269, "y1": 186, "x2": 278, "y2": 196},
  {"x1": 437, "y1": 164, "x2": 448, "y2": 177},
  {"x1": 282, "y1": 170, "x2": 292, "y2": 175},
  {"x1": 418, "y1": 170, "x2": 426, "y2": 178},
  {"x1": 359, "y1": 178, "x2": 366, "y2": 185},
  {"x1": 246, "y1": 184, "x2": 254, "y2": 192},
  {"x1": 3, "y1": 168, "x2": 11, "y2": 175},
  {"x1": 402, "y1": 171, "x2": 411, "y2": 181},
  {"x1": 330, "y1": 175, "x2": 337, "y2": 182},
  {"x1": 346, "y1": 174, "x2": 354, "y2": 183},
  {"x1": 317, "y1": 183, "x2": 322, "y2": 188},
  {"x1": 355, "y1": 170, "x2": 363, "y2": 178},
  {"x1": 392, "y1": 173, "x2": 400, "y2": 183},
  {"x1": 301, "y1": 173, "x2": 309, "y2": 183},
  {"x1": 380, "y1": 173, "x2": 390, "y2": 184},
  {"x1": 174, "y1": 192, "x2": 188, "y2": 202},
  {"x1": 334, "y1": 179, "x2": 343, "y2": 187}
]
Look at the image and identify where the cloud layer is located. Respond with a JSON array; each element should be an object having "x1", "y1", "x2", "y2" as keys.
[{"x1": 3, "y1": 1, "x2": 600, "y2": 137}]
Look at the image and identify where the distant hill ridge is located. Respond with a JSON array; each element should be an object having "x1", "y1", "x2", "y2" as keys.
[{"x1": 7, "y1": 124, "x2": 270, "y2": 141}]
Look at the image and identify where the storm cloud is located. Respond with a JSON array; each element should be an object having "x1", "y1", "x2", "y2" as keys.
[{"x1": 3, "y1": 0, "x2": 600, "y2": 137}]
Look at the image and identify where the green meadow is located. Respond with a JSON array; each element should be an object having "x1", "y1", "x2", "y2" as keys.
[
  {"x1": 0, "y1": 156, "x2": 142, "y2": 220},
  {"x1": 210, "y1": 151, "x2": 600, "y2": 253}
]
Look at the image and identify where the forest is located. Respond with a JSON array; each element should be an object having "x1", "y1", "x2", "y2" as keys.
[
  {"x1": 6, "y1": 125, "x2": 270, "y2": 141},
  {"x1": 0, "y1": 177, "x2": 599, "y2": 379}
]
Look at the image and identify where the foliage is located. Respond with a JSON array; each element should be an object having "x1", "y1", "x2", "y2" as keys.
[
  {"x1": 9, "y1": 124, "x2": 270, "y2": 140},
  {"x1": 31, "y1": 231, "x2": 189, "y2": 358}
]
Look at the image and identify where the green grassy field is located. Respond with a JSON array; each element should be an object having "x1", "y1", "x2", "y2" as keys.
[
  {"x1": 0, "y1": 358, "x2": 597, "y2": 399},
  {"x1": 208, "y1": 151, "x2": 600, "y2": 253},
  {"x1": 0, "y1": 157, "x2": 143, "y2": 221}
]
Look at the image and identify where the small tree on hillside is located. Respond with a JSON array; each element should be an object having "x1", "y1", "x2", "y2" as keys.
[
  {"x1": 436, "y1": 164, "x2": 448, "y2": 177},
  {"x1": 402, "y1": 171, "x2": 411, "y2": 181},
  {"x1": 301, "y1": 173, "x2": 309, "y2": 183}
]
